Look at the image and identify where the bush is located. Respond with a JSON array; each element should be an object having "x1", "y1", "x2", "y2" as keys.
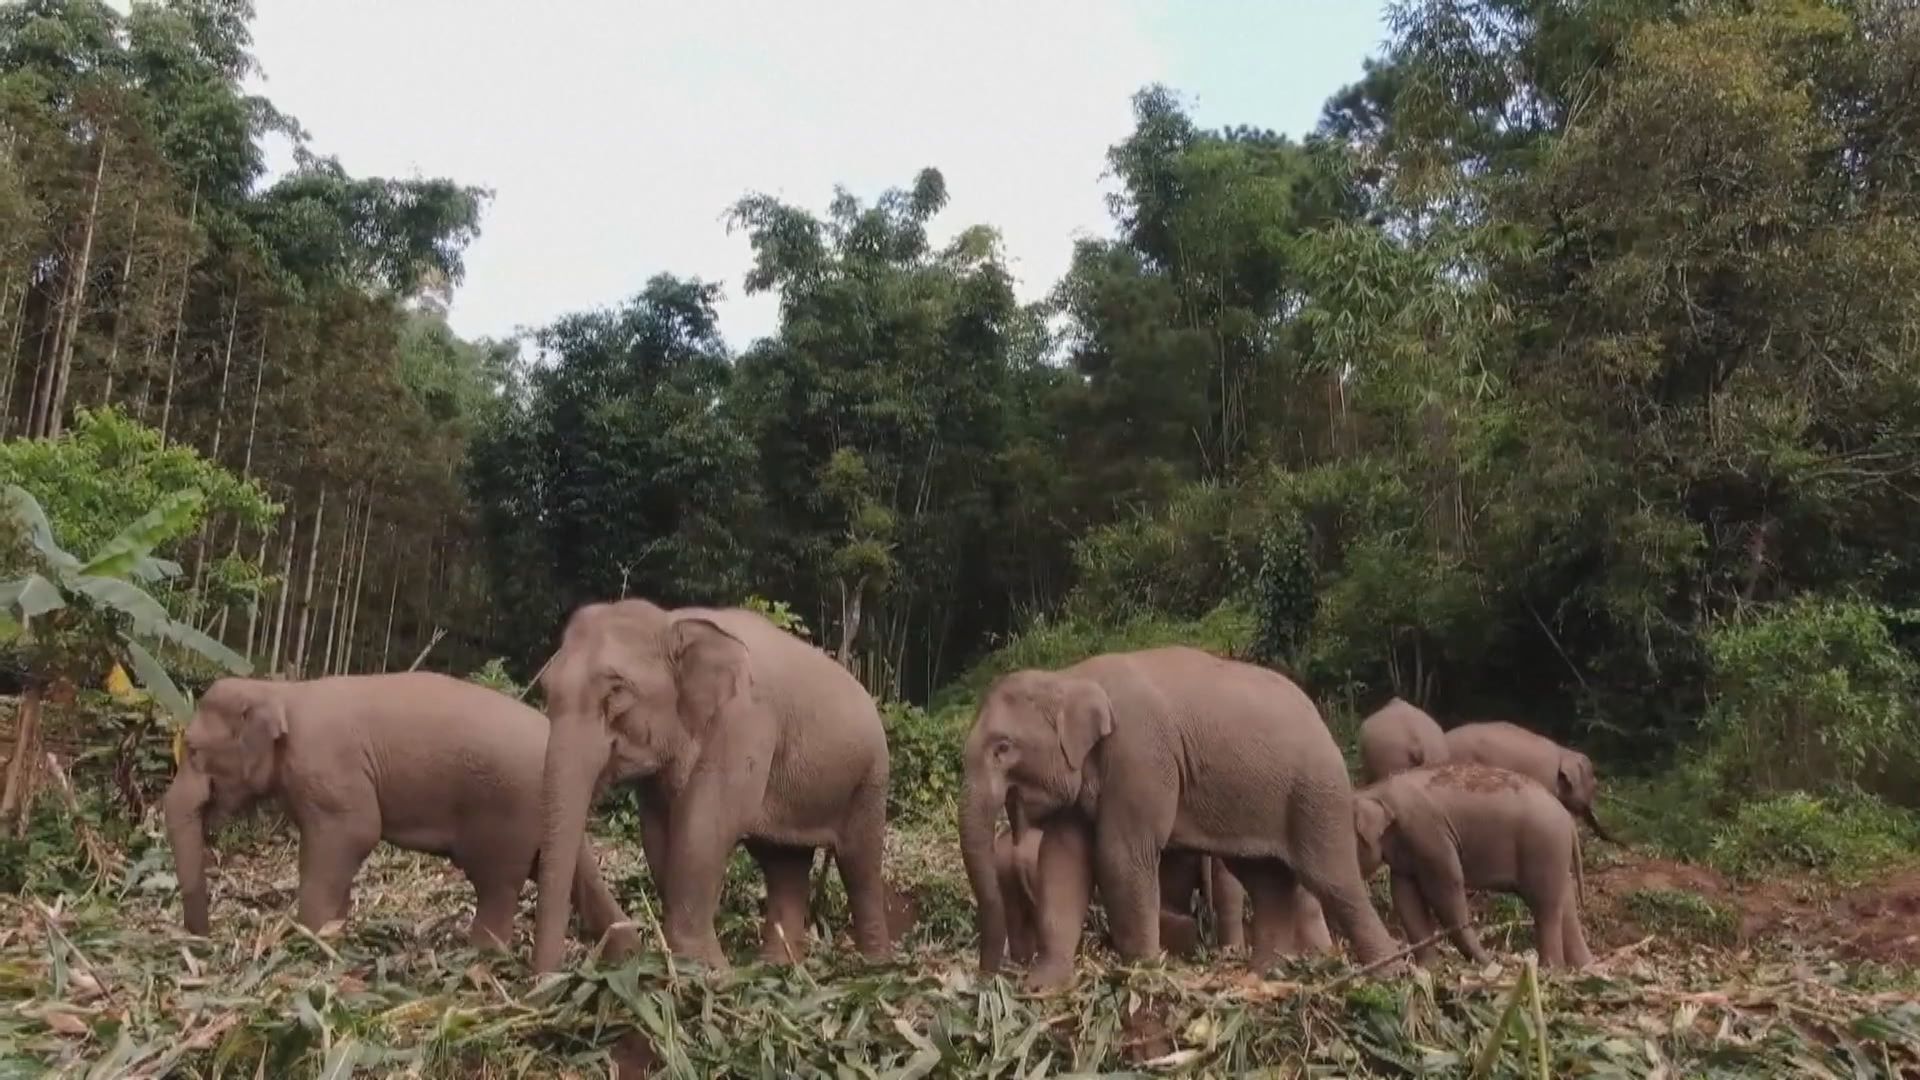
[
  {"x1": 1622, "y1": 889, "x2": 1739, "y2": 947},
  {"x1": 1707, "y1": 790, "x2": 1920, "y2": 884},
  {"x1": 882, "y1": 701, "x2": 963, "y2": 826},
  {"x1": 1704, "y1": 596, "x2": 1920, "y2": 796},
  {"x1": 1068, "y1": 482, "x2": 1261, "y2": 623},
  {"x1": 466, "y1": 658, "x2": 524, "y2": 698}
]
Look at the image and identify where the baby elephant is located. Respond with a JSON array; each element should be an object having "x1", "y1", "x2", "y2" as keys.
[
  {"x1": 988, "y1": 827, "x2": 1329, "y2": 967},
  {"x1": 1353, "y1": 764, "x2": 1593, "y2": 969},
  {"x1": 162, "y1": 672, "x2": 638, "y2": 959},
  {"x1": 1356, "y1": 697, "x2": 1449, "y2": 783},
  {"x1": 1443, "y1": 720, "x2": 1617, "y2": 842}
]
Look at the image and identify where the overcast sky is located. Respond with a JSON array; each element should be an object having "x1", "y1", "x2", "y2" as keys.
[{"x1": 243, "y1": 2, "x2": 1390, "y2": 350}]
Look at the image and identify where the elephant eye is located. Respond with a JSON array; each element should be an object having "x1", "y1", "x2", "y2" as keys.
[{"x1": 990, "y1": 736, "x2": 1014, "y2": 760}]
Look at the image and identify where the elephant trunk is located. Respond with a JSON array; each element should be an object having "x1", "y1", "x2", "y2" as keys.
[
  {"x1": 960, "y1": 769, "x2": 1009, "y2": 973},
  {"x1": 533, "y1": 712, "x2": 611, "y2": 974},
  {"x1": 1582, "y1": 805, "x2": 1620, "y2": 845},
  {"x1": 162, "y1": 765, "x2": 212, "y2": 935}
]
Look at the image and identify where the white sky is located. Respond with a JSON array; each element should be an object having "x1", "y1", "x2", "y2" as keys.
[{"x1": 243, "y1": 2, "x2": 1388, "y2": 350}]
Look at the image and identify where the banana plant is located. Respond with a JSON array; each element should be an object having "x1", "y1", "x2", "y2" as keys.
[{"x1": 0, "y1": 484, "x2": 252, "y2": 831}]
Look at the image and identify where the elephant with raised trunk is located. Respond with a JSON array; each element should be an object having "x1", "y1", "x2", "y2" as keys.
[
  {"x1": 532, "y1": 599, "x2": 893, "y2": 974},
  {"x1": 162, "y1": 673, "x2": 635, "y2": 957},
  {"x1": 960, "y1": 646, "x2": 1398, "y2": 989}
]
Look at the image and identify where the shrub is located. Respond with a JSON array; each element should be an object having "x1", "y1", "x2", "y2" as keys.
[
  {"x1": 1704, "y1": 596, "x2": 1920, "y2": 796},
  {"x1": 1707, "y1": 790, "x2": 1920, "y2": 884},
  {"x1": 1622, "y1": 889, "x2": 1739, "y2": 947},
  {"x1": 882, "y1": 701, "x2": 963, "y2": 826},
  {"x1": 467, "y1": 658, "x2": 523, "y2": 698},
  {"x1": 1068, "y1": 482, "x2": 1260, "y2": 623}
]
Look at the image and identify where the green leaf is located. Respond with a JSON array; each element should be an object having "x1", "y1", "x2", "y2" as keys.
[
  {"x1": 155, "y1": 619, "x2": 252, "y2": 676},
  {"x1": 125, "y1": 639, "x2": 193, "y2": 723},
  {"x1": 65, "y1": 575, "x2": 169, "y2": 634},
  {"x1": 1, "y1": 485, "x2": 80, "y2": 571},
  {"x1": 0, "y1": 574, "x2": 66, "y2": 619},
  {"x1": 79, "y1": 488, "x2": 204, "y2": 579}
]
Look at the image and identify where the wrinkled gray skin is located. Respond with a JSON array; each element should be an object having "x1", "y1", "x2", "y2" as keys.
[
  {"x1": 961, "y1": 646, "x2": 1398, "y2": 989},
  {"x1": 1442, "y1": 721, "x2": 1618, "y2": 843},
  {"x1": 986, "y1": 816, "x2": 1327, "y2": 967},
  {"x1": 534, "y1": 599, "x2": 892, "y2": 974},
  {"x1": 1356, "y1": 698, "x2": 1449, "y2": 783},
  {"x1": 1354, "y1": 764, "x2": 1593, "y2": 968},
  {"x1": 161, "y1": 674, "x2": 635, "y2": 957}
]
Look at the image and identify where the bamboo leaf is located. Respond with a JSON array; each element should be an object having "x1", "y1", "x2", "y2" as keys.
[
  {"x1": 1, "y1": 485, "x2": 80, "y2": 571},
  {"x1": 79, "y1": 488, "x2": 204, "y2": 579},
  {"x1": 124, "y1": 639, "x2": 193, "y2": 723}
]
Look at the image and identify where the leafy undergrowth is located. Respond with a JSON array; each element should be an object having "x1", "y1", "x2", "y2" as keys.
[{"x1": 4, "y1": 820, "x2": 1920, "y2": 1077}]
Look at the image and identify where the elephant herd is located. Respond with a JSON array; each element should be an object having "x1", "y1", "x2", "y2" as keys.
[{"x1": 161, "y1": 598, "x2": 1612, "y2": 989}]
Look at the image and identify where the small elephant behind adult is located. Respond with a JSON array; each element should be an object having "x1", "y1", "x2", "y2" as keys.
[
  {"x1": 1442, "y1": 721, "x2": 1618, "y2": 842},
  {"x1": 162, "y1": 673, "x2": 637, "y2": 959},
  {"x1": 1353, "y1": 763, "x2": 1593, "y2": 969},
  {"x1": 1356, "y1": 697, "x2": 1449, "y2": 783}
]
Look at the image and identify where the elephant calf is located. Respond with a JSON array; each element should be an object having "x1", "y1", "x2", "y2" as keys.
[
  {"x1": 1356, "y1": 697, "x2": 1449, "y2": 783},
  {"x1": 162, "y1": 673, "x2": 637, "y2": 959},
  {"x1": 987, "y1": 825, "x2": 1325, "y2": 967},
  {"x1": 1442, "y1": 721, "x2": 1617, "y2": 842},
  {"x1": 1353, "y1": 764, "x2": 1593, "y2": 969}
]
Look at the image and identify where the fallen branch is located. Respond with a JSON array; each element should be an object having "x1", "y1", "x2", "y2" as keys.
[{"x1": 1320, "y1": 918, "x2": 1532, "y2": 993}]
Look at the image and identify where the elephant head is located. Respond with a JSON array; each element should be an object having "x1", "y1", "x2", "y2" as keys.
[
  {"x1": 532, "y1": 599, "x2": 752, "y2": 973},
  {"x1": 1555, "y1": 750, "x2": 1617, "y2": 842},
  {"x1": 1352, "y1": 792, "x2": 1392, "y2": 878},
  {"x1": 162, "y1": 678, "x2": 289, "y2": 935},
  {"x1": 959, "y1": 669, "x2": 1112, "y2": 972}
]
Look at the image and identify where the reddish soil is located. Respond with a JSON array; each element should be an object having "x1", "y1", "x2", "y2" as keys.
[{"x1": 1586, "y1": 855, "x2": 1920, "y2": 967}]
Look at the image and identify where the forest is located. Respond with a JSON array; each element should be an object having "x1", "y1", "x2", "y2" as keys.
[{"x1": 3, "y1": 0, "x2": 1920, "y2": 1075}]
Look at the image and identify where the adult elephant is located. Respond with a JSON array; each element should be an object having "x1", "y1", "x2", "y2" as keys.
[
  {"x1": 1442, "y1": 721, "x2": 1619, "y2": 843},
  {"x1": 532, "y1": 599, "x2": 893, "y2": 974},
  {"x1": 960, "y1": 646, "x2": 1397, "y2": 989}
]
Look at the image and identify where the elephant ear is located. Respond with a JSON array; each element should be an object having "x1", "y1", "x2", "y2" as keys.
[
  {"x1": 1353, "y1": 794, "x2": 1393, "y2": 845},
  {"x1": 669, "y1": 617, "x2": 753, "y2": 738},
  {"x1": 1053, "y1": 678, "x2": 1113, "y2": 773},
  {"x1": 1557, "y1": 752, "x2": 1596, "y2": 809},
  {"x1": 240, "y1": 694, "x2": 288, "y2": 747}
]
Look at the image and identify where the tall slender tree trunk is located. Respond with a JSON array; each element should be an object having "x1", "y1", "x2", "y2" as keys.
[
  {"x1": 238, "y1": 521, "x2": 271, "y2": 658},
  {"x1": 158, "y1": 182, "x2": 199, "y2": 447},
  {"x1": 239, "y1": 325, "x2": 269, "y2": 479},
  {"x1": 98, "y1": 196, "x2": 141, "y2": 408},
  {"x1": 290, "y1": 486, "x2": 326, "y2": 677},
  {"x1": 380, "y1": 528, "x2": 402, "y2": 673},
  {"x1": 11, "y1": 306, "x2": 55, "y2": 440},
  {"x1": 340, "y1": 506, "x2": 375, "y2": 675},
  {"x1": 0, "y1": 279, "x2": 30, "y2": 435},
  {"x1": 268, "y1": 502, "x2": 299, "y2": 675},
  {"x1": 320, "y1": 493, "x2": 356, "y2": 677},
  {"x1": 39, "y1": 136, "x2": 110, "y2": 439},
  {"x1": 206, "y1": 290, "x2": 240, "y2": 463}
]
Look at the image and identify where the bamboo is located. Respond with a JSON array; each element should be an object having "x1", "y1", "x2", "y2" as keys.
[
  {"x1": 41, "y1": 136, "x2": 110, "y2": 438},
  {"x1": 99, "y1": 196, "x2": 140, "y2": 407},
  {"x1": 320, "y1": 493, "x2": 356, "y2": 677},
  {"x1": 379, "y1": 527, "x2": 401, "y2": 673},
  {"x1": 340, "y1": 504, "x2": 375, "y2": 674},
  {"x1": 290, "y1": 486, "x2": 326, "y2": 676},
  {"x1": 157, "y1": 181, "x2": 198, "y2": 447},
  {"x1": 268, "y1": 503, "x2": 298, "y2": 674}
]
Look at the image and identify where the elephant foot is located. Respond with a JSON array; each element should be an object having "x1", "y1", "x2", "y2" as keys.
[{"x1": 1023, "y1": 961, "x2": 1074, "y2": 992}]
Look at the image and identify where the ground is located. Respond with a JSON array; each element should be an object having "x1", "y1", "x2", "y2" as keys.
[{"x1": 3, "y1": 811, "x2": 1918, "y2": 1078}]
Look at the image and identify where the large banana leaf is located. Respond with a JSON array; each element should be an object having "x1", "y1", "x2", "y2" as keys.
[
  {"x1": 124, "y1": 638, "x2": 193, "y2": 724},
  {"x1": 0, "y1": 573, "x2": 67, "y2": 619},
  {"x1": 66, "y1": 575, "x2": 251, "y2": 675},
  {"x1": 151, "y1": 618, "x2": 251, "y2": 676},
  {"x1": 79, "y1": 488, "x2": 204, "y2": 580},
  {"x1": 1, "y1": 485, "x2": 80, "y2": 571}
]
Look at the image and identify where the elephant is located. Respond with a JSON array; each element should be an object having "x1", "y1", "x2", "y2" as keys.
[
  {"x1": 161, "y1": 673, "x2": 636, "y2": 958},
  {"x1": 1353, "y1": 763, "x2": 1593, "y2": 968},
  {"x1": 532, "y1": 599, "x2": 892, "y2": 974},
  {"x1": 1356, "y1": 697, "x2": 1449, "y2": 783},
  {"x1": 960, "y1": 645, "x2": 1399, "y2": 989},
  {"x1": 1442, "y1": 721, "x2": 1618, "y2": 842},
  {"x1": 987, "y1": 817, "x2": 1317, "y2": 967}
]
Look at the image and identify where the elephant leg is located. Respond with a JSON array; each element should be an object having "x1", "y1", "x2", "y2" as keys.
[
  {"x1": 1232, "y1": 858, "x2": 1311, "y2": 971},
  {"x1": 465, "y1": 861, "x2": 522, "y2": 952},
  {"x1": 638, "y1": 791, "x2": 674, "y2": 905},
  {"x1": 663, "y1": 754, "x2": 771, "y2": 967},
  {"x1": 294, "y1": 820, "x2": 377, "y2": 931},
  {"x1": 1419, "y1": 869, "x2": 1491, "y2": 966},
  {"x1": 1093, "y1": 826, "x2": 1162, "y2": 963},
  {"x1": 1158, "y1": 909, "x2": 1201, "y2": 958},
  {"x1": 832, "y1": 780, "x2": 894, "y2": 961},
  {"x1": 1210, "y1": 858, "x2": 1248, "y2": 951},
  {"x1": 568, "y1": 846, "x2": 639, "y2": 963},
  {"x1": 1528, "y1": 891, "x2": 1565, "y2": 967},
  {"x1": 1028, "y1": 817, "x2": 1093, "y2": 990},
  {"x1": 1290, "y1": 835, "x2": 1400, "y2": 966},
  {"x1": 747, "y1": 841, "x2": 814, "y2": 964},
  {"x1": 1005, "y1": 876, "x2": 1038, "y2": 966},
  {"x1": 1560, "y1": 893, "x2": 1594, "y2": 968},
  {"x1": 1389, "y1": 871, "x2": 1440, "y2": 966}
]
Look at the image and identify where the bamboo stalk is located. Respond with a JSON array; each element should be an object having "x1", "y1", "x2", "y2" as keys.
[
  {"x1": 98, "y1": 196, "x2": 140, "y2": 407},
  {"x1": 41, "y1": 136, "x2": 110, "y2": 438},
  {"x1": 157, "y1": 181, "x2": 199, "y2": 447},
  {"x1": 290, "y1": 485, "x2": 326, "y2": 677}
]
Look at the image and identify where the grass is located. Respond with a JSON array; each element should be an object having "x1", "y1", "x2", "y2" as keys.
[{"x1": 4, "y1": 800, "x2": 1920, "y2": 1077}]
